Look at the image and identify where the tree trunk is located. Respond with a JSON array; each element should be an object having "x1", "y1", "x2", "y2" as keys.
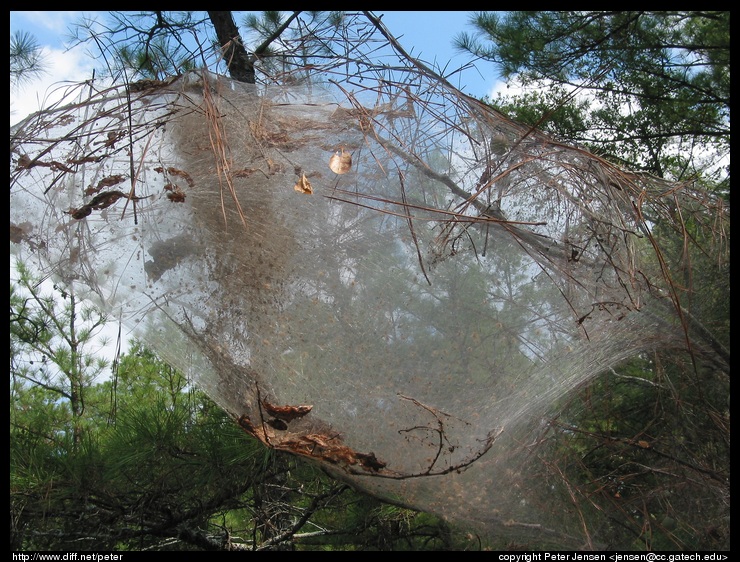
[{"x1": 207, "y1": 11, "x2": 255, "y2": 84}]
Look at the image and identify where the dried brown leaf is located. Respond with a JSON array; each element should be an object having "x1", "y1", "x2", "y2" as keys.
[
  {"x1": 329, "y1": 148, "x2": 352, "y2": 174},
  {"x1": 294, "y1": 173, "x2": 313, "y2": 194},
  {"x1": 69, "y1": 206, "x2": 92, "y2": 220},
  {"x1": 262, "y1": 399, "x2": 313, "y2": 422}
]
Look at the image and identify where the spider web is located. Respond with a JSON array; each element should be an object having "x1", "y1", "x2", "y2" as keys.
[{"x1": 10, "y1": 14, "x2": 728, "y2": 549}]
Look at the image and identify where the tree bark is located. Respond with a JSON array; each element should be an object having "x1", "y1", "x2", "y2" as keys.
[{"x1": 207, "y1": 11, "x2": 255, "y2": 84}]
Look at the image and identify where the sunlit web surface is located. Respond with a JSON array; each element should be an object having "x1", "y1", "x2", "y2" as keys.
[{"x1": 10, "y1": 14, "x2": 725, "y2": 549}]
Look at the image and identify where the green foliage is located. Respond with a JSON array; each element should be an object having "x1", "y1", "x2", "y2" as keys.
[
  {"x1": 240, "y1": 10, "x2": 348, "y2": 81},
  {"x1": 10, "y1": 272, "x2": 474, "y2": 550},
  {"x1": 459, "y1": 11, "x2": 730, "y2": 184},
  {"x1": 534, "y1": 352, "x2": 730, "y2": 550},
  {"x1": 456, "y1": 11, "x2": 729, "y2": 550},
  {"x1": 115, "y1": 39, "x2": 197, "y2": 81},
  {"x1": 10, "y1": 30, "x2": 47, "y2": 88},
  {"x1": 65, "y1": 11, "x2": 351, "y2": 85},
  {"x1": 68, "y1": 11, "x2": 209, "y2": 82},
  {"x1": 11, "y1": 261, "x2": 111, "y2": 452}
]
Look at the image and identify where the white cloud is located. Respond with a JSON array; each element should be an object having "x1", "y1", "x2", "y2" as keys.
[
  {"x1": 10, "y1": 44, "x2": 98, "y2": 127},
  {"x1": 486, "y1": 75, "x2": 529, "y2": 102}
]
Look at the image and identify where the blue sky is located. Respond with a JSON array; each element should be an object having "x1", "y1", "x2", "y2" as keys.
[
  {"x1": 372, "y1": 11, "x2": 501, "y2": 96},
  {"x1": 10, "y1": 11, "x2": 505, "y2": 125}
]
